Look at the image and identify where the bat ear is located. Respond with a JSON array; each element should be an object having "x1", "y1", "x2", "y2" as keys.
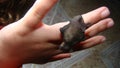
[
  {"x1": 72, "y1": 15, "x2": 82, "y2": 22},
  {"x1": 73, "y1": 15, "x2": 87, "y2": 31},
  {"x1": 78, "y1": 16, "x2": 83, "y2": 23},
  {"x1": 77, "y1": 15, "x2": 91, "y2": 29}
]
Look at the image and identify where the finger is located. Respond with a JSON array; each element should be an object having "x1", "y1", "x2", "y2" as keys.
[
  {"x1": 49, "y1": 53, "x2": 71, "y2": 61},
  {"x1": 85, "y1": 18, "x2": 114, "y2": 37},
  {"x1": 20, "y1": 0, "x2": 58, "y2": 29},
  {"x1": 82, "y1": 6, "x2": 110, "y2": 25},
  {"x1": 73, "y1": 35, "x2": 106, "y2": 51},
  {"x1": 48, "y1": 7, "x2": 110, "y2": 40},
  {"x1": 48, "y1": 21, "x2": 69, "y2": 40}
]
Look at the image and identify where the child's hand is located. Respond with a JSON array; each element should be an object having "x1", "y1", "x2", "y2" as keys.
[{"x1": 0, "y1": 0, "x2": 114, "y2": 68}]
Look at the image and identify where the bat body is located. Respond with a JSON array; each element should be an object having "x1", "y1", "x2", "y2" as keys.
[{"x1": 59, "y1": 15, "x2": 87, "y2": 52}]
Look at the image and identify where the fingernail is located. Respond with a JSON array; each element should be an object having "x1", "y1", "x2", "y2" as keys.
[
  {"x1": 101, "y1": 8, "x2": 110, "y2": 18},
  {"x1": 101, "y1": 37, "x2": 106, "y2": 42},
  {"x1": 89, "y1": 31, "x2": 96, "y2": 37},
  {"x1": 107, "y1": 20, "x2": 114, "y2": 28}
]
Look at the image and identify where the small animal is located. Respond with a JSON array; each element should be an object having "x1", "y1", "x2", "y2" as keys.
[{"x1": 59, "y1": 15, "x2": 87, "y2": 52}]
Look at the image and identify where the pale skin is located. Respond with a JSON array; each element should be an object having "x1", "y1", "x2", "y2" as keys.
[{"x1": 0, "y1": 0, "x2": 114, "y2": 68}]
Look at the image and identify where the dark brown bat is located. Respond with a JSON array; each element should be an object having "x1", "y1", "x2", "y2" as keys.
[{"x1": 59, "y1": 15, "x2": 87, "y2": 52}]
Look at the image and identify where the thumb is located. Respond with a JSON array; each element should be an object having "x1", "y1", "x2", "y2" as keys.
[{"x1": 19, "y1": 0, "x2": 58, "y2": 29}]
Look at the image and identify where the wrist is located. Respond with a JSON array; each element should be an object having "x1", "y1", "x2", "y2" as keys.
[
  {"x1": 0, "y1": 43, "x2": 23, "y2": 68},
  {"x1": 0, "y1": 60, "x2": 22, "y2": 68}
]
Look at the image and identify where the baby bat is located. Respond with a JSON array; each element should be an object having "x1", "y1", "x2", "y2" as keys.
[{"x1": 59, "y1": 15, "x2": 87, "y2": 52}]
